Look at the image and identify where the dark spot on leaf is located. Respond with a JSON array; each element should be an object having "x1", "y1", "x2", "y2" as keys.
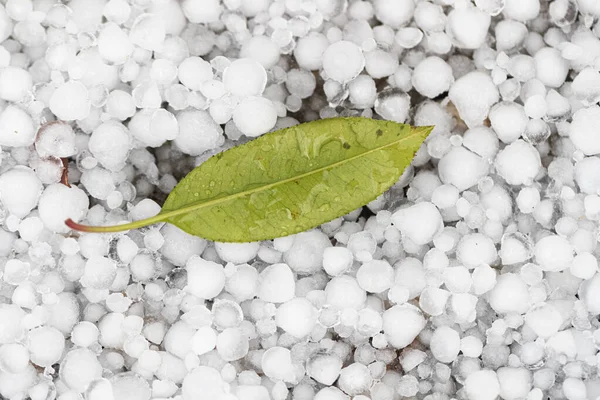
[
  {"x1": 376, "y1": 129, "x2": 383, "y2": 137},
  {"x1": 343, "y1": 143, "x2": 351, "y2": 149}
]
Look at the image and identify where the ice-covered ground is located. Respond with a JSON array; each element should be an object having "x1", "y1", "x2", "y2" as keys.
[{"x1": 1, "y1": 0, "x2": 600, "y2": 399}]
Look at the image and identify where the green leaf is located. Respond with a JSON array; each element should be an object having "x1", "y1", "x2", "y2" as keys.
[{"x1": 66, "y1": 117, "x2": 433, "y2": 242}]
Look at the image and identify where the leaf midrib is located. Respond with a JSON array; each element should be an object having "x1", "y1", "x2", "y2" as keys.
[{"x1": 157, "y1": 126, "x2": 430, "y2": 223}]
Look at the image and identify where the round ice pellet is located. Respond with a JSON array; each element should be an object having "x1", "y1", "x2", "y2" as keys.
[
  {"x1": 50, "y1": 81, "x2": 90, "y2": 121},
  {"x1": 232, "y1": 96, "x2": 277, "y2": 137},
  {"x1": 178, "y1": 56, "x2": 213, "y2": 91},
  {"x1": 412, "y1": 56, "x2": 454, "y2": 98},
  {"x1": 223, "y1": 58, "x2": 267, "y2": 97},
  {"x1": 28, "y1": 326, "x2": 65, "y2": 367},
  {"x1": 322, "y1": 40, "x2": 365, "y2": 83},
  {"x1": 0, "y1": 105, "x2": 35, "y2": 147}
]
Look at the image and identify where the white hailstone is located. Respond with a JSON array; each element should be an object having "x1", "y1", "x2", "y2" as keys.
[
  {"x1": 130, "y1": 13, "x2": 165, "y2": 51},
  {"x1": 571, "y1": 252, "x2": 598, "y2": 279},
  {"x1": 495, "y1": 20, "x2": 528, "y2": 51},
  {"x1": 500, "y1": 232, "x2": 533, "y2": 265},
  {"x1": 534, "y1": 47, "x2": 569, "y2": 88},
  {"x1": 38, "y1": 184, "x2": 89, "y2": 233},
  {"x1": 275, "y1": 298, "x2": 318, "y2": 338},
  {"x1": 240, "y1": 35, "x2": 280, "y2": 69},
  {"x1": 233, "y1": 96, "x2": 277, "y2": 137},
  {"x1": 186, "y1": 256, "x2": 225, "y2": 299},
  {"x1": 322, "y1": 41, "x2": 365, "y2": 83},
  {"x1": 411, "y1": 56, "x2": 454, "y2": 98},
  {"x1": 163, "y1": 321, "x2": 195, "y2": 359},
  {"x1": 0, "y1": 66, "x2": 31, "y2": 102},
  {"x1": 419, "y1": 287, "x2": 450, "y2": 316},
  {"x1": 457, "y1": 233, "x2": 497, "y2": 268},
  {"x1": 462, "y1": 127, "x2": 499, "y2": 161},
  {"x1": 81, "y1": 167, "x2": 115, "y2": 200},
  {"x1": 534, "y1": 234, "x2": 574, "y2": 271},
  {"x1": 364, "y1": 49, "x2": 399, "y2": 79},
  {"x1": 191, "y1": 326, "x2": 217, "y2": 356},
  {"x1": 489, "y1": 102, "x2": 528, "y2": 144},
  {"x1": 0, "y1": 344, "x2": 29, "y2": 373},
  {"x1": 235, "y1": 385, "x2": 270, "y2": 400},
  {"x1": 181, "y1": 0, "x2": 222, "y2": 23},
  {"x1": 223, "y1": 58, "x2": 267, "y2": 97},
  {"x1": 395, "y1": 27, "x2": 424, "y2": 49},
  {"x1": 525, "y1": 303, "x2": 562, "y2": 338},
  {"x1": 464, "y1": 370, "x2": 500, "y2": 400},
  {"x1": 81, "y1": 256, "x2": 117, "y2": 289},
  {"x1": 97, "y1": 23, "x2": 133, "y2": 65},
  {"x1": 373, "y1": 0, "x2": 414, "y2": 28},
  {"x1": 60, "y1": 348, "x2": 103, "y2": 393},
  {"x1": 495, "y1": 368, "x2": 533, "y2": 400},
  {"x1": 430, "y1": 326, "x2": 460, "y2": 363},
  {"x1": 50, "y1": 81, "x2": 91, "y2": 121},
  {"x1": 175, "y1": 110, "x2": 224, "y2": 156},
  {"x1": 314, "y1": 387, "x2": 349, "y2": 400},
  {"x1": 178, "y1": 57, "x2": 213, "y2": 91},
  {"x1": 0, "y1": 105, "x2": 35, "y2": 147},
  {"x1": 182, "y1": 367, "x2": 228, "y2": 400},
  {"x1": 36, "y1": 122, "x2": 76, "y2": 159},
  {"x1": 431, "y1": 184, "x2": 459, "y2": 209},
  {"x1": 307, "y1": 354, "x2": 343, "y2": 385},
  {"x1": 110, "y1": 373, "x2": 151, "y2": 400},
  {"x1": 575, "y1": 157, "x2": 600, "y2": 194},
  {"x1": 262, "y1": 347, "x2": 297, "y2": 383},
  {"x1": 374, "y1": 88, "x2": 411, "y2": 122},
  {"x1": 570, "y1": 106, "x2": 600, "y2": 155},
  {"x1": 106, "y1": 90, "x2": 136, "y2": 121},
  {"x1": 444, "y1": 266, "x2": 473, "y2": 293},
  {"x1": 356, "y1": 260, "x2": 394, "y2": 293},
  {"x1": 503, "y1": 0, "x2": 540, "y2": 21},
  {"x1": 461, "y1": 336, "x2": 483, "y2": 357},
  {"x1": 27, "y1": 326, "x2": 65, "y2": 367},
  {"x1": 563, "y1": 378, "x2": 587, "y2": 400},
  {"x1": 226, "y1": 264, "x2": 259, "y2": 302},
  {"x1": 448, "y1": 71, "x2": 499, "y2": 128},
  {"x1": 349, "y1": 75, "x2": 377, "y2": 108},
  {"x1": 446, "y1": 6, "x2": 491, "y2": 49},
  {"x1": 495, "y1": 140, "x2": 541, "y2": 185},
  {"x1": 325, "y1": 275, "x2": 366, "y2": 310},
  {"x1": 395, "y1": 257, "x2": 426, "y2": 299},
  {"x1": 414, "y1": 1, "x2": 445, "y2": 31},
  {"x1": 338, "y1": 363, "x2": 373, "y2": 396},
  {"x1": 347, "y1": 231, "x2": 377, "y2": 262},
  {"x1": 382, "y1": 304, "x2": 426, "y2": 348},
  {"x1": 279, "y1": 231, "x2": 330, "y2": 274},
  {"x1": 580, "y1": 273, "x2": 600, "y2": 314},
  {"x1": 438, "y1": 147, "x2": 489, "y2": 191},
  {"x1": 88, "y1": 121, "x2": 130, "y2": 172},
  {"x1": 71, "y1": 321, "x2": 99, "y2": 348},
  {"x1": 216, "y1": 242, "x2": 260, "y2": 264},
  {"x1": 286, "y1": 68, "x2": 317, "y2": 99},
  {"x1": 391, "y1": 202, "x2": 443, "y2": 245},
  {"x1": 0, "y1": 167, "x2": 42, "y2": 218},
  {"x1": 257, "y1": 263, "x2": 295, "y2": 303},
  {"x1": 217, "y1": 328, "x2": 249, "y2": 362},
  {"x1": 517, "y1": 187, "x2": 540, "y2": 213},
  {"x1": 294, "y1": 33, "x2": 329, "y2": 71},
  {"x1": 488, "y1": 273, "x2": 531, "y2": 314},
  {"x1": 160, "y1": 224, "x2": 207, "y2": 267},
  {"x1": 0, "y1": 304, "x2": 25, "y2": 344},
  {"x1": 323, "y1": 247, "x2": 354, "y2": 276}
]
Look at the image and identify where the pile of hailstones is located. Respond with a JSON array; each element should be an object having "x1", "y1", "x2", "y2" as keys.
[{"x1": 3, "y1": 0, "x2": 600, "y2": 400}]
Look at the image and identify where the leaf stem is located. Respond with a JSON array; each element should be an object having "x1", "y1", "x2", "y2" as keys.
[{"x1": 65, "y1": 216, "x2": 164, "y2": 233}]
